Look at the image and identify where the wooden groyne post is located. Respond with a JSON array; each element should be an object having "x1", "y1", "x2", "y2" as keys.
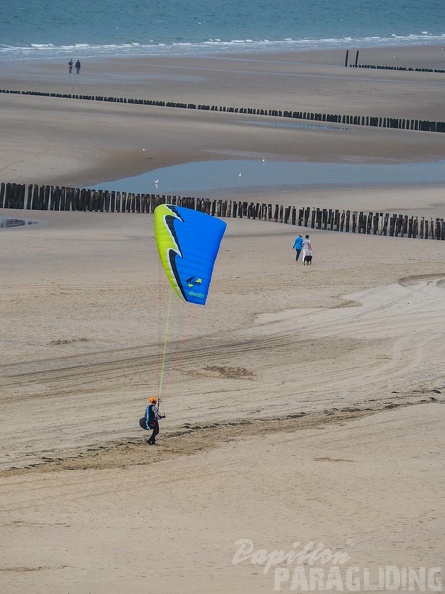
[
  {"x1": 1, "y1": 181, "x2": 444, "y2": 240},
  {"x1": 1, "y1": 88, "x2": 444, "y2": 134}
]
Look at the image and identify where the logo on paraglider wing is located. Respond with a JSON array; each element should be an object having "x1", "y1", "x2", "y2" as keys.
[{"x1": 186, "y1": 276, "x2": 202, "y2": 287}]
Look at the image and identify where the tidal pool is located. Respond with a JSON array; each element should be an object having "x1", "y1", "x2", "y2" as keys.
[
  {"x1": 0, "y1": 217, "x2": 38, "y2": 229},
  {"x1": 91, "y1": 159, "x2": 445, "y2": 195}
]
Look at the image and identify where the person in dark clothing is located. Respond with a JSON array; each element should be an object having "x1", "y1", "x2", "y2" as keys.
[
  {"x1": 75, "y1": 59, "x2": 81, "y2": 74},
  {"x1": 139, "y1": 397, "x2": 165, "y2": 445}
]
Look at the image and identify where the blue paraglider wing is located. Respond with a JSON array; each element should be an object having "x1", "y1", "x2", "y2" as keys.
[{"x1": 154, "y1": 204, "x2": 227, "y2": 305}]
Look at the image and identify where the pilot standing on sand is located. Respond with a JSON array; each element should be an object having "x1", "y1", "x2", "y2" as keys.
[{"x1": 139, "y1": 397, "x2": 165, "y2": 445}]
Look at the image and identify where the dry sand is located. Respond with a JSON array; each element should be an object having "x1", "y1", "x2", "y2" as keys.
[{"x1": 0, "y1": 45, "x2": 444, "y2": 593}]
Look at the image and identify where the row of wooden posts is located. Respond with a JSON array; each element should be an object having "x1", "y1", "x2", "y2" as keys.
[
  {"x1": 344, "y1": 49, "x2": 445, "y2": 73},
  {"x1": 1, "y1": 182, "x2": 444, "y2": 240},
  {"x1": 350, "y1": 64, "x2": 445, "y2": 73},
  {"x1": 1, "y1": 87, "x2": 444, "y2": 134}
]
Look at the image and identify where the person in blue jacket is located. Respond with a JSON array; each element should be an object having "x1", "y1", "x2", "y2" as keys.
[
  {"x1": 292, "y1": 234, "x2": 304, "y2": 262},
  {"x1": 139, "y1": 397, "x2": 165, "y2": 445}
]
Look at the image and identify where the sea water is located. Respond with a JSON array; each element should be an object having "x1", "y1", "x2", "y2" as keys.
[{"x1": 0, "y1": 0, "x2": 444, "y2": 62}]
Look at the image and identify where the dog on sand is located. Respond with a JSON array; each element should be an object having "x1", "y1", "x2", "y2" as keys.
[{"x1": 303, "y1": 254, "x2": 313, "y2": 265}]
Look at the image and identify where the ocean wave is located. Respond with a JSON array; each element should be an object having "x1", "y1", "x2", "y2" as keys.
[{"x1": 1, "y1": 33, "x2": 444, "y2": 61}]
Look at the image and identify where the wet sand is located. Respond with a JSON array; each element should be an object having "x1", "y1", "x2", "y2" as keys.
[{"x1": 0, "y1": 45, "x2": 445, "y2": 188}]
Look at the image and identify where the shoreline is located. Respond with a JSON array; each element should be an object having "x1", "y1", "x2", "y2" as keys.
[
  {"x1": 3, "y1": 43, "x2": 445, "y2": 86},
  {"x1": 1, "y1": 39, "x2": 445, "y2": 65}
]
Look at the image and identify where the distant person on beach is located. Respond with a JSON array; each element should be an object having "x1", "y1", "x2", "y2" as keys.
[
  {"x1": 68, "y1": 59, "x2": 73, "y2": 74},
  {"x1": 292, "y1": 234, "x2": 304, "y2": 262},
  {"x1": 139, "y1": 397, "x2": 165, "y2": 445},
  {"x1": 301, "y1": 234, "x2": 312, "y2": 263},
  {"x1": 75, "y1": 59, "x2": 81, "y2": 74}
]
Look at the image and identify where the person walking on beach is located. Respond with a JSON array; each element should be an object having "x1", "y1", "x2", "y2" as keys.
[
  {"x1": 139, "y1": 397, "x2": 165, "y2": 445},
  {"x1": 75, "y1": 59, "x2": 81, "y2": 74},
  {"x1": 292, "y1": 233, "x2": 304, "y2": 262},
  {"x1": 68, "y1": 59, "x2": 73, "y2": 74},
  {"x1": 301, "y1": 234, "x2": 312, "y2": 263}
]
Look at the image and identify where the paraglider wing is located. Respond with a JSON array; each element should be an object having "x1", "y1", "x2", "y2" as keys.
[{"x1": 154, "y1": 204, "x2": 227, "y2": 305}]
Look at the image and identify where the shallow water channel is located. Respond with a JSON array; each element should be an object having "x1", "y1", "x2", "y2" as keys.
[{"x1": 92, "y1": 159, "x2": 445, "y2": 195}]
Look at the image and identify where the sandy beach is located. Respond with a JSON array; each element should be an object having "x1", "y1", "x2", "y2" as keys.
[
  {"x1": 0, "y1": 45, "x2": 444, "y2": 593},
  {"x1": 1, "y1": 45, "x2": 445, "y2": 188}
]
